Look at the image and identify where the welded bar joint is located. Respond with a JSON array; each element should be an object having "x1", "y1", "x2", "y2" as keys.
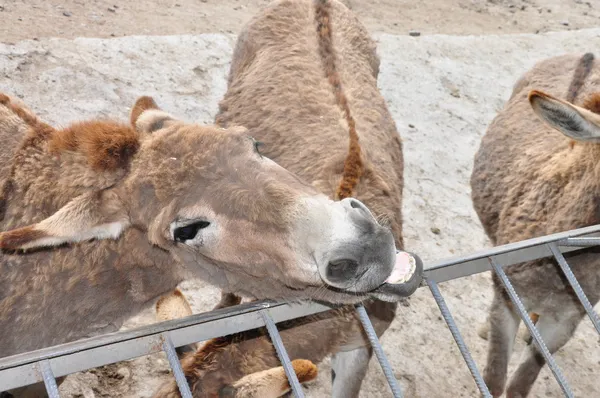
[
  {"x1": 260, "y1": 309, "x2": 305, "y2": 398},
  {"x1": 488, "y1": 257, "x2": 574, "y2": 398},
  {"x1": 548, "y1": 243, "x2": 600, "y2": 335},
  {"x1": 161, "y1": 333, "x2": 193, "y2": 398},
  {"x1": 426, "y1": 279, "x2": 492, "y2": 398},
  {"x1": 38, "y1": 360, "x2": 60, "y2": 398},
  {"x1": 355, "y1": 304, "x2": 403, "y2": 398}
]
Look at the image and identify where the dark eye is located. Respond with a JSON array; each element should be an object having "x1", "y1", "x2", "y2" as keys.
[
  {"x1": 252, "y1": 138, "x2": 264, "y2": 157},
  {"x1": 174, "y1": 221, "x2": 210, "y2": 242}
]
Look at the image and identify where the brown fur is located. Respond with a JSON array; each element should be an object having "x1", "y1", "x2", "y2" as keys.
[
  {"x1": 314, "y1": 0, "x2": 363, "y2": 200},
  {"x1": 0, "y1": 94, "x2": 56, "y2": 222},
  {"x1": 0, "y1": 225, "x2": 48, "y2": 250},
  {"x1": 566, "y1": 52, "x2": 594, "y2": 103},
  {"x1": 582, "y1": 92, "x2": 600, "y2": 114},
  {"x1": 130, "y1": 96, "x2": 160, "y2": 127},
  {"x1": 48, "y1": 121, "x2": 140, "y2": 171},
  {"x1": 0, "y1": 93, "x2": 52, "y2": 133},
  {"x1": 471, "y1": 52, "x2": 600, "y2": 397},
  {"x1": 164, "y1": 1, "x2": 407, "y2": 397},
  {"x1": 223, "y1": 359, "x2": 318, "y2": 398}
]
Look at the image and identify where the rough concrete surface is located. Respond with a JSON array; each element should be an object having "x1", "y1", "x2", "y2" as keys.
[{"x1": 2, "y1": 28, "x2": 600, "y2": 397}]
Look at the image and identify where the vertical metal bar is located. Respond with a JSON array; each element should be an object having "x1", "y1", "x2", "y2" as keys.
[
  {"x1": 161, "y1": 333, "x2": 193, "y2": 398},
  {"x1": 548, "y1": 243, "x2": 600, "y2": 334},
  {"x1": 426, "y1": 279, "x2": 492, "y2": 398},
  {"x1": 355, "y1": 304, "x2": 403, "y2": 398},
  {"x1": 260, "y1": 309, "x2": 305, "y2": 398},
  {"x1": 488, "y1": 257, "x2": 574, "y2": 398},
  {"x1": 38, "y1": 360, "x2": 60, "y2": 398}
]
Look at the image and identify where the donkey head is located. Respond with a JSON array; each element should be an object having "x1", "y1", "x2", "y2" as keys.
[{"x1": 0, "y1": 96, "x2": 418, "y2": 303}]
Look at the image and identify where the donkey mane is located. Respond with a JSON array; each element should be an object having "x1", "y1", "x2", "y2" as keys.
[
  {"x1": 566, "y1": 52, "x2": 594, "y2": 104},
  {"x1": 565, "y1": 52, "x2": 600, "y2": 116},
  {"x1": 562, "y1": 52, "x2": 597, "y2": 149},
  {"x1": 314, "y1": 0, "x2": 363, "y2": 200},
  {"x1": 48, "y1": 121, "x2": 139, "y2": 172}
]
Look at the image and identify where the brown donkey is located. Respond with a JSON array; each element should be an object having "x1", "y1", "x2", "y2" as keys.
[
  {"x1": 0, "y1": 90, "x2": 417, "y2": 396},
  {"x1": 151, "y1": 0, "x2": 422, "y2": 396},
  {"x1": 472, "y1": 52, "x2": 600, "y2": 397}
]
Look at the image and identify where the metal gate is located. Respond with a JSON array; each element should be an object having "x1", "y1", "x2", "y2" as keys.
[{"x1": 1, "y1": 224, "x2": 600, "y2": 398}]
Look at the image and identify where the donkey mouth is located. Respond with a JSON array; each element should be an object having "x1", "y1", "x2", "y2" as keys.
[{"x1": 371, "y1": 251, "x2": 423, "y2": 299}]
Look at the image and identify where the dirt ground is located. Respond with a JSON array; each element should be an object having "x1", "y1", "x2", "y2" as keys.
[
  {"x1": 2, "y1": 1, "x2": 600, "y2": 398},
  {"x1": 1, "y1": 0, "x2": 600, "y2": 42}
]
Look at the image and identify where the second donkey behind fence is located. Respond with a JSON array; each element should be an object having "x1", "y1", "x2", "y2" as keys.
[
  {"x1": 472, "y1": 52, "x2": 600, "y2": 397},
  {"x1": 152, "y1": 0, "x2": 422, "y2": 397}
]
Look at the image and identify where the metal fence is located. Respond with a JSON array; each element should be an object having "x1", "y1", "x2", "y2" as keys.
[{"x1": 2, "y1": 224, "x2": 600, "y2": 398}]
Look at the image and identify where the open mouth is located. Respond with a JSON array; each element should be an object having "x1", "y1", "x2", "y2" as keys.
[{"x1": 371, "y1": 250, "x2": 424, "y2": 299}]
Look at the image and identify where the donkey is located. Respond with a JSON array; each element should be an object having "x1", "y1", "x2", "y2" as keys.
[
  {"x1": 471, "y1": 52, "x2": 600, "y2": 397},
  {"x1": 150, "y1": 0, "x2": 422, "y2": 396},
  {"x1": 0, "y1": 92, "x2": 418, "y2": 396}
]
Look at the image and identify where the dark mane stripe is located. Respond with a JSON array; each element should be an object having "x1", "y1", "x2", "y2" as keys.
[
  {"x1": 314, "y1": 0, "x2": 363, "y2": 200},
  {"x1": 566, "y1": 52, "x2": 594, "y2": 104}
]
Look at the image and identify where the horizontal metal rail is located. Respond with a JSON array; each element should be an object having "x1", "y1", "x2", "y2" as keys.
[
  {"x1": 2, "y1": 223, "x2": 600, "y2": 394},
  {"x1": 424, "y1": 224, "x2": 600, "y2": 282},
  {"x1": 0, "y1": 301, "x2": 332, "y2": 391}
]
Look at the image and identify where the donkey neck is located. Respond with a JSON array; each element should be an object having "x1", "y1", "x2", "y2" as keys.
[{"x1": 0, "y1": 227, "x2": 181, "y2": 357}]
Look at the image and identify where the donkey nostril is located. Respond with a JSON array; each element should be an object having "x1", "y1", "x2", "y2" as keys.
[
  {"x1": 349, "y1": 198, "x2": 362, "y2": 209},
  {"x1": 326, "y1": 259, "x2": 360, "y2": 283}
]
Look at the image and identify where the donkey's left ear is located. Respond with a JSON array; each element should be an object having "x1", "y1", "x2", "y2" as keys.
[
  {"x1": 130, "y1": 96, "x2": 178, "y2": 134},
  {"x1": 0, "y1": 190, "x2": 130, "y2": 251},
  {"x1": 529, "y1": 89, "x2": 600, "y2": 142}
]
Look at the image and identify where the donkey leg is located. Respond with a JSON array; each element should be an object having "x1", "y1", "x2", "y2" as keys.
[
  {"x1": 483, "y1": 292, "x2": 521, "y2": 397},
  {"x1": 506, "y1": 309, "x2": 582, "y2": 398},
  {"x1": 331, "y1": 346, "x2": 372, "y2": 398},
  {"x1": 478, "y1": 314, "x2": 491, "y2": 340},
  {"x1": 480, "y1": 312, "x2": 539, "y2": 343},
  {"x1": 330, "y1": 299, "x2": 396, "y2": 398}
]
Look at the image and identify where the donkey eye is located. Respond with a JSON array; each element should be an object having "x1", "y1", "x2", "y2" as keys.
[
  {"x1": 174, "y1": 221, "x2": 210, "y2": 242},
  {"x1": 251, "y1": 138, "x2": 264, "y2": 157}
]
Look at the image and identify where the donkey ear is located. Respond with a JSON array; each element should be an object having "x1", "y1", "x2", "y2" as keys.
[
  {"x1": 0, "y1": 190, "x2": 130, "y2": 251},
  {"x1": 529, "y1": 90, "x2": 600, "y2": 142},
  {"x1": 130, "y1": 96, "x2": 177, "y2": 134}
]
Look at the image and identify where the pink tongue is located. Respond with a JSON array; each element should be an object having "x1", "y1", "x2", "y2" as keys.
[{"x1": 385, "y1": 251, "x2": 413, "y2": 284}]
